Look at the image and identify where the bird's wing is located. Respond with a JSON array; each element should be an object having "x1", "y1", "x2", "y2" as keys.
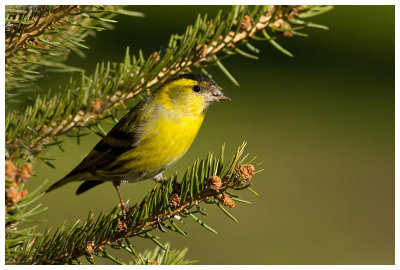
[{"x1": 66, "y1": 97, "x2": 152, "y2": 177}]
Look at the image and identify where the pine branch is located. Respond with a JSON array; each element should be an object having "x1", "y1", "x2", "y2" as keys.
[
  {"x1": 5, "y1": 5, "x2": 144, "y2": 103},
  {"x1": 5, "y1": 5, "x2": 332, "y2": 163},
  {"x1": 9, "y1": 143, "x2": 257, "y2": 264},
  {"x1": 5, "y1": 181, "x2": 47, "y2": 264},
  {"x1": 131, "y1": 243, "x2": 196, "y2": 265},
  {"x1": 5, "y1": 6, "x2": 77, "y2": 58}
]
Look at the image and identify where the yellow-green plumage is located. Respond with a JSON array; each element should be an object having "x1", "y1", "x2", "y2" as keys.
[
  {"x1": 47, "y1": 73, "x2": 229, "y2": 203},
  {"x1": 106, "y1": 79, "x2": 206, "y2": 178}
]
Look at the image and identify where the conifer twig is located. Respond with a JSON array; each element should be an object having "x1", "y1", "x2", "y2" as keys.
[
  {"x1": 5, "y1": 6, "x2": 77, "y2": 58},
  {"x1": 11, "y1": 143, "x2": 256, "y2": 264}
]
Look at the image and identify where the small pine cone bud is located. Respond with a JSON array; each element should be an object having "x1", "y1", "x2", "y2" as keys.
[
  {"x1": 169, "y1": 193, "x2": 181, "y2": 209},
  {"x1": 6, "y1": 187, "x2": 28, "y2": 205},
  {"x1": 151, "y1": 260, "x2": 158, "y2": 265},
  {"x1": 5, "y1": 160, "x2": 18, "y2": 181},
  {"x1": 21, "y1": 189, "x2": 28, "y2": 198},
  {"x1": 86, "y1": 241, "x2": 95, "y2": 257},
  {"x1": 283, "y1": 31, "x2": 294, "y2": 37},
  {"x1": 151, "y1": 52, "x2": 160, "y2": 61},
  {"x1": 235, "y1": 164, "x2": 255, "y2": 184},
  {"x1": 220, "y1": 193, "x2": 235, "y2": 208},
  {"x1": 20, "y1": 163, "x2": 33, "y2": 182},
  {"x1": 91, "y1": 97, "x2": 102, "y2": 114},
  {"x1": 241, "y1": 15, "x2": 252, "y2": 31},
  {"x1": 118, "y1": 220, "x2": 128, "y2": 232},
  {"x1": 209, "y1": 175, "x2": 222, "y2": 191},
  {"x1": 86, "y1": 245, "x2": 94, "y2": 256},
  {"x1": 6, "y1": 187, "x2": 19, "y2": 204}
]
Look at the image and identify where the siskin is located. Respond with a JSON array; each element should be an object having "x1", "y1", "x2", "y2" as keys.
[{"x1": 47, "y1": 73, "x2": 230, "y2": 211}]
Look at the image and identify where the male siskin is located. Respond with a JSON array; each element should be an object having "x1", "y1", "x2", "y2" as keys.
[{"x1": 47, "y1": 73, "x2": 230, "y2": 210}]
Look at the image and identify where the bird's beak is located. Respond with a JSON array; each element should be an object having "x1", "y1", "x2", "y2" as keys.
[{"x1": 204, "y1": 85, "x2": 231, "y2": 103}]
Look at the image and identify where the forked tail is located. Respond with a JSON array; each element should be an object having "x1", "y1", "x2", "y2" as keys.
[
  {"x1": 46, "y1": 175, "x2": 74, "y2": 193},
  {"x1": 47, "y1": 173, "x2": 105, "y2": 195}
]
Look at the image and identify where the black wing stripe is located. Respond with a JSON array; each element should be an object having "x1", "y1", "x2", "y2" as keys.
[{"x1": 108, "y1": 129, "x2": 138, "y2": 141}]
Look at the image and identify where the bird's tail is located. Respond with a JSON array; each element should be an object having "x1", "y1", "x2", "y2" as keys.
[
  {"x1": 46, "y1": 171, "x2": 91, "y2": 193},
  {"x1": 47, "y1": 171, "x2": 105, "y2": 194},
  {"x1": 76, "y1": 180, "x2": 105, "y2": 195},
  {"x1": 46, "y1": 176, "x2": 73, "y2": 193}
]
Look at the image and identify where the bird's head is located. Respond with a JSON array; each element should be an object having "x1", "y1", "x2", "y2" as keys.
[
  {"x1": 154, "y1": 73, "x2": 230, "y2": 115},
  {"x1": 172, "y1": 73, "x2": 230, "y2": 104}
]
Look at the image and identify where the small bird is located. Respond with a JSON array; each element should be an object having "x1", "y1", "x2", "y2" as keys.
[{"x1": 47, "y1": 73, "x2": 230, "y2": 211}]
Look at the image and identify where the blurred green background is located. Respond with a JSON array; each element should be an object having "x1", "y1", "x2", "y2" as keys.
[{"x1": 25, "y1": 5, "x2": 394, "y2": 264}]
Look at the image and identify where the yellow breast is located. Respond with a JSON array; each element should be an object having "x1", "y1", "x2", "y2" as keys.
[
  {"x1": 137, "y1": 112, "x2": 204, "y2": 169},
  {"x1": 117, "y1": 104, "x2": 206, "y2": 177},
  {"x1": 111, "y1": 79, "x2": 207, "y2": 178}
]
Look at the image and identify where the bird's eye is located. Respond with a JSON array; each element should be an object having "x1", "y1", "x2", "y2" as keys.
[{"x1": 192, "y1": 85, "x2": 201, "y2": 92}]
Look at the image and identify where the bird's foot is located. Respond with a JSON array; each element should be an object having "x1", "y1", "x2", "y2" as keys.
[
  {"x1": 153, "y1": 173, "x2": 164, "y2": 183},
  {"x1": 120, "y1": 202, "x2": 130, "y2": 219}
]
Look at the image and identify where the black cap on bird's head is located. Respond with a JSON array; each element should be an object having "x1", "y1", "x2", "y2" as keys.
[
  {"x1": 173, "y1": 73, "x2": 230, "y2": 104},
  {"x1": 174, "y1": 73, "x2": 216, "y2": 86}
]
